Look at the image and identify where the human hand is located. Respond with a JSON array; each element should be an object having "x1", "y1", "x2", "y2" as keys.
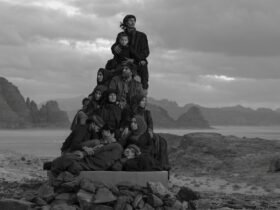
[
  {"x1": 73, "y1": 151, "x2": 84, "y2": 159},
  {"x1": 139, "y1": 60, "x2": 146, "y2": 66},
  {"x1": 122, "y1": 127, "x2": 129, "y2": 137},
  {"x1": 114, "y1": 45, "x2": 122, "y2": 54},
  {"x1": 148, "y1": 129, "x2": 153, "y2": 138},
  {"x1": 122, "y1": 57, "x2": 134, "y2": 65},
  {"x1": 134, "y1": 75, "x2": 141, "y2": 83}
]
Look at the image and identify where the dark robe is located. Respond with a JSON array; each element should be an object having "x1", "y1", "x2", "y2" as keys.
[
  {"x1": 123, "y1": 154, "x2": 162, "y2": 171},
  {"x1": 132, "y1": 107, "x2": 153, "y2": 131},
  {"x1": 51, "y1": 142, "x2": 123, "y2": 176},
  {"x1": 61, "y1": 125, "x2": 100, "y2": 153},
  {"x1": 120, "y1": 132, "x2": 153, "y2": 155},
  {"x1": 100, "y1": 103, "x2": 122, "y2": 131}
]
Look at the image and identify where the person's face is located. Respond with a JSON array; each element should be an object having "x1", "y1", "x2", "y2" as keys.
[
  {"x1": 126, "y1": 18, "x2": 136, "y2": 29},
  {"x1": 119, "y1": 36, "x2": 129, "y2": 47},
  {"x1": 83, "y1": 99, "x2": 90, "y2": 108},
  {"x1": 139, "y1": 97, "x2": 147, "y2": 108},
  {"x1": 90, "y1": 123, "x2": 101, "y2": 133},
  {"x1": 130, "y1": 118, "x2": 138, "y2": 131},
  {"x1": 97, "y1": 72, "x2": 103, "y2": 82},
  {"x1": 94, "y1": 91, "x2": 102, "y2": 101},
  {"x1": 122, "y1": 67, "x2": 132, "y2": 79},
  {"x1": 108, "y1": 93, "x2": 117, "y2": 103},
  {"x1": 102, "y1": 129, "x2": 112, "y2": 139},
  {"x1": 124, "y1": 148, "x2": 136, "y2": 159}
]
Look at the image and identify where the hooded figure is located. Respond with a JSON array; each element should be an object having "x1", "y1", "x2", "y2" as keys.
[
  {"x1": 120, "y1": 115, "x2": 152, "y2": 155},
  {"x1": 131, "y1": 94, "x2": 153, "y2": 137},
  {"x1": 88, "y1": 85, "x2": 106, "y2": 115},
  {"x1": 100, "y1": 89, "x2": 122, "y2": 134}
]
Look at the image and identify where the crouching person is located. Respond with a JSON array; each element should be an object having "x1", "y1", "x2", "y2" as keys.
[{"x1": 50, "y1": 125, "x2": 123, "y2": 176}]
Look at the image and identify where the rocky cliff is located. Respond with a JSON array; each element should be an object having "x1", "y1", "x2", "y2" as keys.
[
  {"x1": 176, "y1": 106, "x2": 210, "y2": 128},
  {"x1": 0, "y1": 77, "x2": 32, "y2": 128},
  {"x1": 0, "y1": 77, "x2": 70, "y2": 128}
]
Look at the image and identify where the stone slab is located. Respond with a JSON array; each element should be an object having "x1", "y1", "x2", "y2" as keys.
[{"x1": 78, "y1": 171, "x2": 169, "y2": 187}]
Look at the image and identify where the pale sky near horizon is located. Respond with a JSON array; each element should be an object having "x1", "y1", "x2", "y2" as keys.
[{"x1": 1, "y1": 0, "x2": 280, "y2": 109}]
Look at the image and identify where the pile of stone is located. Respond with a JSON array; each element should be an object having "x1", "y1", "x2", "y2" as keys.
[{"x1": 0, "y1": 171, "x2": 200, "y2": 210}]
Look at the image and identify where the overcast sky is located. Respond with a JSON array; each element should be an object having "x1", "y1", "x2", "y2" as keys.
[{"x1": 1, "y1": 0, "x2": 280, "y2": 109}]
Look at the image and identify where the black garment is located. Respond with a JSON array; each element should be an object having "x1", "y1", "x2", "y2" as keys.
[
  {"x1": 133, "y1": 107, "x2": 153, "y2": 131},
  {"x1": 51, "y1": 143, "x2": 123, "y2": 176},
  {"x1": 100, "y1": 103, "x2": 122, "y2": 131},
  {"x1": 151, "y1": 134, "x2": 170, "y2": 171},
  {"x1": 120, "y1": 132, "x2": 153, "y2": 155},
  {"x1": 123, "y1": 154, "x2": 162, "y2": 171},
  {"x1": 113, "y1": 45, "x2": 140, "y2": 65},
  {"x1": 61, "y1": 125, "x2": 100, "y2": 153}
]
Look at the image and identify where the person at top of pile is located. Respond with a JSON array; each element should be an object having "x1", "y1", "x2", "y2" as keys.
[
  {"x1": 109, "y1": 62, "x2": 144, "y2": 109},
  {"x1": 107, "y1": 32, "x2": 140, "y2": 73},
  {"x1": 111, "y1": 14, "x2": 150, "y2": 94},
  {"x1": 70, "y1": 97, "x2": 90, "y2": 131}
]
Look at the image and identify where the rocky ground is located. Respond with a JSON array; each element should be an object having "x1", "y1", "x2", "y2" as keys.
[{"x1": 1, "y1": 132, "x2": 280, "y2": 209}]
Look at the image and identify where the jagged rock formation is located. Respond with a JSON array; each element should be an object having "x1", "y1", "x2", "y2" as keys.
[
  {"x1": 148, "y1": 97, "x2": 280, "y2": 126},
  {"x1": 147, "y1": 103, "x2": 176, "y2": 128},
  {"x1": 0, "y1": 77, "x2": 70, "y2": 128},
  {"x1": 38, "y1": 101, "x2": 69, "y2": 127},
  {"x1": 0, "y1": 77, "x2": 32, "y2": 128},
  {"x1": 176, "y1": 106, "x2": 210, "y2": 128}
]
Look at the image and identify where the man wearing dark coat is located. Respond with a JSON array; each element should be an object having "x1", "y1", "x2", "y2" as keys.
[
  {"x1": 111, "y1": 14, "x2": 150, "y2": 92},
  {"x1": 61, "y1": 115, "x2": 105, "y2": 154},
  {"x1": 51, "y1": 125, "x2": 123, "y2": 176}
]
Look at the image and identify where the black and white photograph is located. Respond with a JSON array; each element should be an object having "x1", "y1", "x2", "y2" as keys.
[{"x1": 1, "y1": 0, "x2": 280, "y2": 209}]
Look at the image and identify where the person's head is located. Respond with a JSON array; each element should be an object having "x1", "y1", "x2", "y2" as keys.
[
  {"x1": 93, "y1": 85, "x2": 107, "y2": 101},
  {"x1": 86, "y1": 115, "x2": 105, "y2": 133},
  {"x1": 82, "y1": 97, "x2": 90, "y2": 108},
  {"x1": 118, "y1": 32, "x2": 129, "y2": 47},
  {"x1": 122, "y1": 64, "x2": 133, "y2": 80},
  {"x1": 137, "y1": 95, "x2": 147, "y2": 108},
  {"x1": 101, "y1": 124, "x2": 115, "y2": 142},
  {"x1": 121, "y1": 14, "x2": 136, "y2": 30},
  {"x1": 106, "y1": 89, "x2": 117, "y2": 103},
  {"x1": 124, "y1": 144, "x2": 141, "y2": 159},
  {"x1": 97, "y1": 68, "x2": 105, "y2": 83},
  {"x1": 94, "y1": 89, "x2": 102, "y2": 101},
  {"x1": 130, "y1": 115, "x2": 147, "y2": 133}
]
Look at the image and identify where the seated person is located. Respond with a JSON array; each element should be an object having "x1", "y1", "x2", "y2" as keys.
[
  {"x1": 127, "y1": 94, "x2": 153, "y2": 138},
  {"x1": 87, "y1": 85, "x2": 106, "y2": 115},
  {"x1": 107, "y1": 32, "x2": 140, "y2": 73},
  {"x1": 109, "y1": 63, "x2": 144, "y2": 109},
  {"x1": 70, "y1": 97, "x2": 90, "y2": 131},
  {"x1": 100, "y1": 89, "x2": 122, "y2": 135},
  {"x1": 51, "y1": 124, "x2": 123, "y2": 176},
  {"x1": 61, "y1": 115, "x2": 105, "y2": 154},
  {"x1": 119, "y1": 115, "x2": 153, "y2": 155},
  {"x1": 112, "y1": 144, "x2": 162, "y2": 171}
]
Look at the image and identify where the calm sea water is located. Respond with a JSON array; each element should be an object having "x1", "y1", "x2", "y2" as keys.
[{"x1": 0, "y1": 126, "x2": 280, "y2": 157}]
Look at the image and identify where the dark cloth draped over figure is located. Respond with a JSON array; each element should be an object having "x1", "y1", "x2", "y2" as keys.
[{"x1": 61, "y1": 125, "x2": 100, "y2": 153}]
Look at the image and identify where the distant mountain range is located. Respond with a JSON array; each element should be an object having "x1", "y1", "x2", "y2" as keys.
[
  {"x1": 148, "y1": 97, "x2": 280, "y2": 126},
  {"x1": 0, "y1": 77, "x2": 70, "y2": 128}
]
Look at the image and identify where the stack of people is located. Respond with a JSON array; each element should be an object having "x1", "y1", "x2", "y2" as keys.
[{"x1": 47, "y1": 14, "x2": 170, "y2": 177}]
